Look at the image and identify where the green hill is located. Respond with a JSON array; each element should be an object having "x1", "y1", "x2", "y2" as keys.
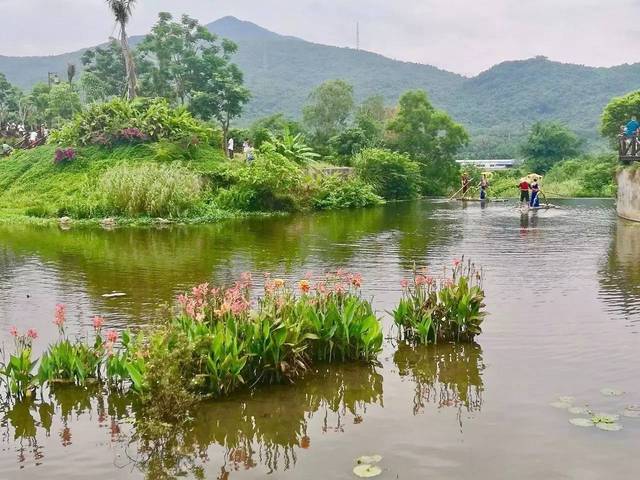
[{"x1": 1, "y1": 16, "x2": 639, "y2": 143}]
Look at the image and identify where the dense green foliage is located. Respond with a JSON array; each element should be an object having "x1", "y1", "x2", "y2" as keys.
[
  {"x1": 488, "y1": 154, "x2": 616, "y2": 198},
  {"x1": 303, "y1": 79, "x2": 355, "y2": 147},
  {"x1": 388, "y1": 90, "x2": 468, "y2": 194},
  {"x1": 601, "y1": 90, "x2": 640, "y2": 139},
  {"x1": 521, "y1": 121, "x2": 581, "y2": 173},
  {"x1": 49, "y1": 97, "x2": 212, "y2": 147},
  {"x1": 354, "y1": 148, "x2": 420, "y2": 200},
  {"x1": 312, "y1": 175, "x2": 383, "y2": 210}
]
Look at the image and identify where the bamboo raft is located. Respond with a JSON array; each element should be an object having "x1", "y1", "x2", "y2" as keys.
[{"x1": 456, "y1": 198, "x2": 509, "y2": 203}]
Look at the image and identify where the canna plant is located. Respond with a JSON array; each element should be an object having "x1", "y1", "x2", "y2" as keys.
[
  {"x1": 394, "y1": 259, "x2": 486, "y2": 344},
  {"x1": 1, "y1": 327, "x2": 39, "y2": 400}
]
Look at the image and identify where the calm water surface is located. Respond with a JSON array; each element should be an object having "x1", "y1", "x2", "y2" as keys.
[{"x1": 0, "y1": 199, "x2": 638, "y2": 479}]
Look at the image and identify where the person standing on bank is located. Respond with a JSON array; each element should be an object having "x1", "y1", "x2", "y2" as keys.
[{"x1": 227, "y1": 137, "x2": 235, "y2": 159}]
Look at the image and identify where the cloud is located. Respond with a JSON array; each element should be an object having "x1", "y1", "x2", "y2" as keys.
[{"x1": 1, "y1": 0, "x2": 639, "y2": 75}]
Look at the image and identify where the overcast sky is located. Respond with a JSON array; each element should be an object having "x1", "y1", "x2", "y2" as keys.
[{"x1": 2, "y1": 0, "x2": 640, "y2": 75}]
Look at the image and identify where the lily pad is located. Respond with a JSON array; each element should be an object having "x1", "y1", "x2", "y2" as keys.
[
  {"x1": 569, "y1": 418, "x2": 594, "y2": 427},
  {"x1": 592, "y1": 413, "x2": 620, "y2": 423},
  {"x1": 356, "y1": 455, "x2": 383, "y2": 465},
  {"x1": 550, "y1": 401, "x2": 572, "y2": 409},
  {"x1": 626, "y1": 404, "x2": 640, "y2": 412},
  {"x1": 568, "y1": 406, "x2": 589, "y2": 415},
  {"x1": 600, "y1": 388, "x2": 624, "y2": 397},
  {"x1": 623, "y1": 409, "x2": 640, "y2": 418},
  {"x1": 353, "y1": 464, "x2": 382, "y2": 478},
  {"x1": 596, "y1": 423, "x2": 623, "y2": 432},
  {"x1": 558, "y1": 396, "x2": 575, "y2": 403}
]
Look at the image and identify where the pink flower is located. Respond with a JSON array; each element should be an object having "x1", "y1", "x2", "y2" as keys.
[
  {"x1": 350, "y1": 273, "x2": 362, "y2": 288},
  {"x1": 27, "y1": 328, "x2": 38, "y2": 340},
  {"x1": 9, "y1": 326, "x2": 18, "y2": 337},
  {"x1": 400, "y1": 279, "x2": 409, "y2": 289},
  {"x1": 415, "y1": 275, "x2": 427, "y2": 286},
  {"x1": 105, "y1": 330, "x2": 118, "y2": 343},
  {"x1": 299, "y1": 280, "x2": 311, "y2": 294},
  {"x1": 453, "y1": 258, "x2": 461, "y2": 268},
  {"x1": 92, "y1": 316, "x2": 105, "y2": 330},
  {"x1": 54, "y1": 304, "x2": 65, "y2": 328}
]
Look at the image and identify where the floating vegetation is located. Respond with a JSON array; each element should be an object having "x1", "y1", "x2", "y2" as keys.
[
  {"x1": 623, "y1": 407, "x2": 640, "y2": 418},
  {"x1": 600, "y1": 388, "x2": 624, "y2": 397},
  {"x1": 558, "y1": 396, "x2": 575, "y2": 403},
  {"x1": 568, "y1": 406, "x2": 589, "y2": 415},
  {"x1": 353, "y1": 464, "x2": 383, "y2": 478},
  {"x1": 569, "y1": 418, "x2": 594, "y2": 427},
  {"x1": 595, "y1": 423, "x2": 623, "y2": 432},
  {"x1": 592, "y1": 413, "x2": 620, "y2": 423},
  {"x1": 356, "y1": 455, "x2": 383, "y2": 465},
  {"x1": 550, "y1": 401, "x2": 572, "y2": 409}
]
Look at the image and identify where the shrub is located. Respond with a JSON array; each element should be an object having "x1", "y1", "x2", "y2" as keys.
[
  {"x1": 214, "y1": 152, "x2": 305, "y2": 211},
  {"x1": 394, "y1": 259, "x2": 486, "y2": 344},
  {"x1": 354, "y1": 148, "x2": 420, "y2": 200},
  {"x1": 49, "y1": 98, "x2": 212, "y2": 148},
  {"x1": 96, "y1": 162, "x2": 202, "y2": 217},
  {"x1": 312, "y1": 174, "x2": 383, "y2": 210}
]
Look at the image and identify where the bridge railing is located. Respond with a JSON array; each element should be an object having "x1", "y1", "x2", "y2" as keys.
[{"x1": 619, "y1": 134, "x2": 640, "y2": 163}]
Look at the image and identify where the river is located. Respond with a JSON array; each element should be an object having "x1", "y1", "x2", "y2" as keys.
[{"x1": 0, "y1": 199, "x2": 638, "y2": 479}]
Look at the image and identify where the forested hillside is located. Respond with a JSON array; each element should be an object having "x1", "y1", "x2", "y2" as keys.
[{"x1": 2, "y1": 16, "x2": 639, "y2": 146}]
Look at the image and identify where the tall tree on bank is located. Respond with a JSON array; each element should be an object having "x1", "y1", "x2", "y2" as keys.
[
  {"x1": 303, "y1": 79, "x2": 355, "y2": 147},
  {"x1": 136, "y1": 13, "x2": 250, "y2": 150},
  {"x1": 387, "y1": 90, "x2": 468, "y2": 195},
  {"x1": 80, "y1": 40, "x2": 127, "y2": 101},
  {"x1": 520, "y1": 121, "x2": 580, "y2": 173},
  {"x1": 106, "y1": 0, "x2": 137, "y2": 100}
]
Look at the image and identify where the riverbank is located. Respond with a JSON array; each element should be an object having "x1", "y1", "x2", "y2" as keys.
[{"x1": 0, "y1": 144, "x2": 385, "y2": 225}]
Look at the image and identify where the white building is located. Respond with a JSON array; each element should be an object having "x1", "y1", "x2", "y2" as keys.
[{"x1": 455, "y1": 159, "x2": 521, "y2": 171}]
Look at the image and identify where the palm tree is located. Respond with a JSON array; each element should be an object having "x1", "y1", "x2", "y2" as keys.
[{"x1": 106, "y1": 0, "x2": 137, "y2": 100}]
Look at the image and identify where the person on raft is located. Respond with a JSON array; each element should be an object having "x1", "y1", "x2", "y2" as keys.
[
  {"x1": 518, "y1": 178, "x2": 530, "y2": 206},
  {"x1": 461, "y1": 172, "x2": 470, "y2": 197},
  {"x1": 479, "y1": 174, "x2": 489, "y2": 200},
  {"x1": 529, "y1": 179, "x2": 541, "y2": 208}
]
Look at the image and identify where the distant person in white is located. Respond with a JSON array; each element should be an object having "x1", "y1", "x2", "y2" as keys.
[
  {"x1": 29, "y1": 130, "x2": 38, "y2": 146},
  {"x1": 228, "y1": 137, "x2": 234, "y2": 159}
]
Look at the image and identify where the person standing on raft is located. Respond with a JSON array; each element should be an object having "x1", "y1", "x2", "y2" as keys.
[
  {"x1": 529, "y1": 179, "x2": 541, "y2": 208},
  {"x1": 518, "y1": 178, "x2": 530, "y2": 206},
  {"x1": 461, "y1": 172, "x2": 470, "y2": 197},
  {"x1": 479, "y1": 174, "x2": 489, "y2": 200}
]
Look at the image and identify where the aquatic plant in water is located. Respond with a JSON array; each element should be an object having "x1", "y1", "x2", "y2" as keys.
[{"x1": 394, "y1": 258, "x2": 486, "y2": 344}]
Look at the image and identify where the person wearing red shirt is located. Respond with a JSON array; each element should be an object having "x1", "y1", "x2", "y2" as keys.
[{"x1": 518, "y1": 179, "x2": 530, "y2": 205}]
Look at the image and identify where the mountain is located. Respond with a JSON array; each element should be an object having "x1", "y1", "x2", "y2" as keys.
[{"x1": 1, "y1": 16, "x2": 639, "y2": 144}]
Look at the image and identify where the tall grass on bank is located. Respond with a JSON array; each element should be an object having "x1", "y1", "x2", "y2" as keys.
[{"x1": 96, "y1": 162, "x2": 202, "y2": 217}]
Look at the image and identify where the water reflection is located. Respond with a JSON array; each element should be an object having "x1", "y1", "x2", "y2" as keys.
[
  {"x1": 599, "y1": 218, "x2": 640, "y2": 323},
  {"x1": 1, "y1": 363, "x2": 382, "y2": 478},
  {"x1": 0, "y1": 202, "x2": 457, "y2": 328},
  {"x1": 393, "y1": 342, "x2": 484, "y2": 418}
]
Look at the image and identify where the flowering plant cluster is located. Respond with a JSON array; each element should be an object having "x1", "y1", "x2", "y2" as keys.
[
  {"x1": 394, "y1": 258, "x2": 486, "y2": 344},
  {"x1": 119, "y1": 127, "x2": 148, "y2": 143},
  {"x1": 53, "y1": 147, "x2": 76, "y2": 164}
]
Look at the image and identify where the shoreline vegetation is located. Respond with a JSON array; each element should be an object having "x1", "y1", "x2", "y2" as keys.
[
  {"x1": 1, "y1": 263, "x2": 485, "y2": 425},
  {"x1": 0, "y1": 11, "x2": 624, "y2": 227}
]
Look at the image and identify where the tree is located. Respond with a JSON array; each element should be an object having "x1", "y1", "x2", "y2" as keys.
[
  {"x1": 81, "y1": 40, "x2": 127, "y2": 99},
  {"x1": 26, "y1": 83, "x2": 52, "y2": 125},
  {"x1": 387, "y1": 90, "x2": 468, "y2": 195},
  {"x1": 138, "y1": 13, "x2": 250, "y2": 150},
  {"x1": 601, "y1": 91, "x2": 640, "y2": 139},
  {"x1": 0, "y1": 73, "x2": 20, "y2": 124},
  {"x1": 45, "y1": 83, "x2": 82, "y2": 126},
  {"x1": 67, "y1": 63, "x2": 77, "y2": 84},
  {"x1": 189, "y1": 63, "x2": 250, "y2": 151},
  {"x1": 521, "y1": 121, "x2": 580, "y2": 173},
  {"x1": 106, "y1": 0, "x2": 138, "y2": 99},
  {"x1": 303, "y1": 79, "x2": 354, "y2": 146},
  {"x1": 249, "y1": 113, "x2": 301, "y2": 148},
  {"x1": 356, "y1": 95, "x2": 387, "y2": 142},
  {"x1": 138, "y1": 13, "x2": 231, "y2": 104}
]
